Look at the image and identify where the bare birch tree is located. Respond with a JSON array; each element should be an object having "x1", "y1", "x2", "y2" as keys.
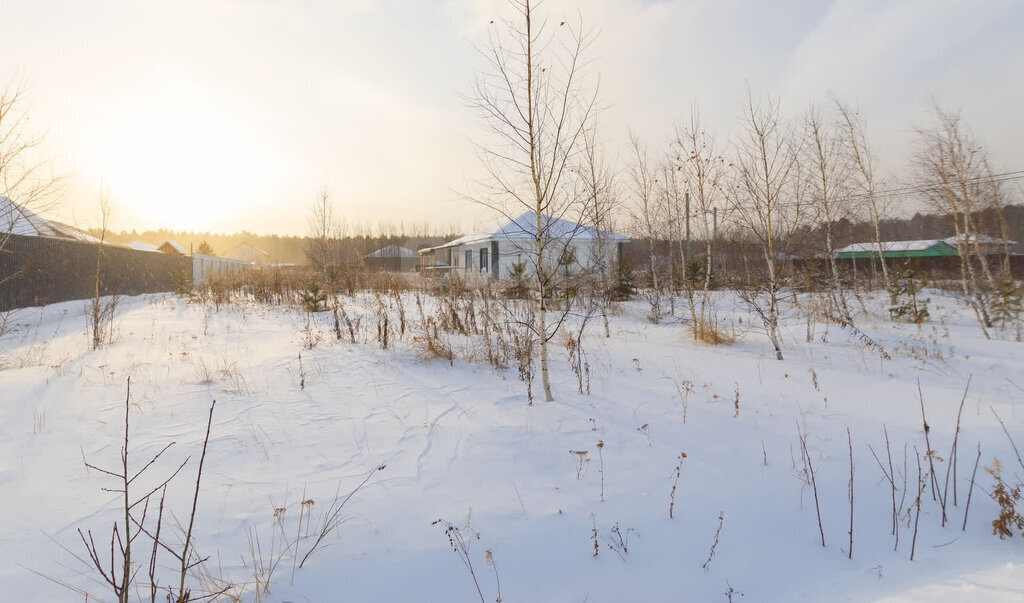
[
  {"x1": 0, "y1": 80, "x2": 59, "y2": 250},
  {"x1": 306, "y1": 188, "x2": 338, "y2": 289},
  {"x1": 729, "y1": 92, "x2": 802, "y2": 360},
  {"x1": 913, "y1": 106, "x2": 1002, "y2": 337},
  {"x1": 467, "y1": 0, "x2": 599, "y2": 402},
  {"x1": 0, "y1": 80, "x2": 61, "y2": 337},
  {"x1": 88, "y1": 190, "x2": 117, "y2": 350},
  {"x1": 580, "y1": 122, "x2": 618, "y2": 338},
  {"x1": 674, "y1": 104, "x2": 725, "y2": 340},
  {"x1": 835, "y1": 100, "x2": 890, "y2": 293},
  {"x1": 804, "y1": 105, "x2": 854, "y2": 323},
  {"x1": 661, "y1": 163, "x2": 686, "y2": 314},
  {"x1": 628, "y1": 133, "x2": 665, "y2": 324}
]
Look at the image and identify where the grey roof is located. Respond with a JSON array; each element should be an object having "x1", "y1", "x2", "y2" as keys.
[
  {"x1": 158, "y1": 240, "x2": 187, "y2": 254},
  {"x1": 419, "y1": 211, "x2": 629, "y2": 253},
  {"x1": 943, "y1": 234, "x2": 1017, "y2": 247},
  {"x1": 835, "y1": 234, "x2": 1018, "y2": 256},
  {"x1": 128, "y1": 240, "x2": 161, "y2": 252},
  {"x1": 366, "y1": 244, "x2": 418, "y2": 258},
  {"x1": 834, "y1": 240, "x2": 950, "y2": 254},
  {"x1": 0, "y1": 196, "x2": 105, "y2": 244},
  {"x1": 231, "y1": 242, "x2": 269, "y2": 256}
]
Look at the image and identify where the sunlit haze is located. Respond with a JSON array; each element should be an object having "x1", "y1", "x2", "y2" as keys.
[{"x1": 4, "y1": 0, "x2": 1023, "y2": 235}]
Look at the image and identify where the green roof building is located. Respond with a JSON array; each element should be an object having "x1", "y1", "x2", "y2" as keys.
[{"x1": 834, "y1": 239, "x2": 958, "y2": 259}]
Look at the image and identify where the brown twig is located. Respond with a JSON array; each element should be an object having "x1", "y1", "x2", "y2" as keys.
[
  {"x1": 917, "y1": 380, "x2": 940, "y2": 502},
  {"x1": 962, "y1": 442, "x2": 982, "y2": 532},
  {"x1": 669, "y1": 452, "x2": 687, "y2": 519},
  {"x1": 797, "y1": 421, "x2": 825, "y2": 547},
  {"x1": 176, "y1": 400, "x2": 216, "y2": 603},
  {"x1": 942, "y1": 376, "x2": 970, "y2": 525},
  {"x1": 868, "y1": 441, "x2": 897, "y2": 547},
  {"x1": 886, "y1": 426, "x2": 899, "y2": 550},
  {"x1": 300, "y1": 464, "x2": 387, "y2": 568},
  {"x1": 990, "y1": 406, "x2": 1024, "y2": 473},
  {"x1": 433, "y1": 518, "x2": 485, "y2": 603},
  {"x1": 847, "y1": 427, "x2": 854, "y2": 560},
  {"x1": 702, "y1": 512, "x2": 724, "y2": 570},
  {"x1": 911, "y1": 446, "x2": 923, "y2": 561},
  {"x1": 149, "y1": 486, "x2": 167, "y2": 602}
]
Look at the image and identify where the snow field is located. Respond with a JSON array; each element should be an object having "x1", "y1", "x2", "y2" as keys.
[{"x1": 0, "y1": 290, "x2": 1021, "y2": 601}]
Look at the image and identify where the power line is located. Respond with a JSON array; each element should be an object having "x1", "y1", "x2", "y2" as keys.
[{"x1": 854, "y1": 169, "x2": 1024, "y2": 201}]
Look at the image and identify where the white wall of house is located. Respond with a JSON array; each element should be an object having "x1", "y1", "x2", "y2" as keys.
[{"x1": 450, "y1": 238, "x2": 620, "y2": 280}]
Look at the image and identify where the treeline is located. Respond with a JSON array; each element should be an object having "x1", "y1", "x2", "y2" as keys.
[
  {"x1": 103, "y1": 229, "x2": 460, "y2": 265},
  {"x1": 105, "y1": 202, "x2": 1024, "y2": 270},
  {"x1": 796, "y1": 205, "x2": 1024, "y2": 254}
]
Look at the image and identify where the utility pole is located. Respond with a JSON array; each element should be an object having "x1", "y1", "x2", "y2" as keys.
[
  {"x1": 710, "y1": 206, "x2": 717, "y2": 276},
  {"x1": 684, "y1": 191, "x2": 691, "y2": 269}
]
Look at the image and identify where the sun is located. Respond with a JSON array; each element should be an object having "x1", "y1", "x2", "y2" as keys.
[{"x1": 99, "y1": 103, "x2": 263, "y2": 232}]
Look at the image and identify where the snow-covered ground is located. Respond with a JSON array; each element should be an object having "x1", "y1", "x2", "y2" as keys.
[{"x1": 1, "y1": 289, "x2": 1022, "y2": 602}]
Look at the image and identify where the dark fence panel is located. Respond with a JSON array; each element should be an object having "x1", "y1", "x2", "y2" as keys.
[
  {"x1": 363, "y1": 257, "x2": 419, "y2": 272},
  {"x1": 0, "y1": 234, "x2": 191, "y2": 311}
]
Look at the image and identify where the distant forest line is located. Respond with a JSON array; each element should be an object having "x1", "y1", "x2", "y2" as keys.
[
  {"x1": 101, "y1": 204, "x2": 1024, "y2": 267},
  {"x1": 102, "y1": 229, "x2": 460, "y2": 265}
]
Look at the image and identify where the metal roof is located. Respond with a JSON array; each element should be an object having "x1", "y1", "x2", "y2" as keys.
[
  {"x1": 366, "y1": 244, "x2": 418, "y2": 258},
  {"x1": 834, "y1": 240, "x2": 948, "y2": 254},
  {"x1": 419, "y1": 211, "x2": 628, "y2": 253},
  {"x1": 127, "y1": 240, "x2": 161, "y2": 252},
  {"x1": 0, "y1": 196, "x2": 106, "y2": 244}
]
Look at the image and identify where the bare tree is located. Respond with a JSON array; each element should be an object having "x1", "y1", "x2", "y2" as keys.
[
  {"x1": 88, "y1": 190, "x2": 117, "y2": 350},
  {"x1": 913, "y1": 106, "x2": 1001, "y2": 337},
  {"x1": 0, "y1": 79, "x2": 61, "y2": 336},
  {"x1": 835, "y1": 100, "x2": 890, "y2": 293},
  {"x1": 467, "y1": 0, "x2": 599, "y2": 402},
  {"x1": 729, "y1": 91, "x2": 802, "y2": 360},
  {"x1": 580, "y1": 122, "x2": 618, "y2": 338},
  {"x1": 804, "y1": 104, "x2": 854, "y2": 322},
  {"x1": 674, "y1": 103, "x2": 725, "y2": 340},
  {"x1": 306, "y1": 188, "x2": 338, "y2": 289},
  {"x1": 661, "y1": 163, "x2": 685, "y2": 314},
  {"x1": 0, "y1": 80, "x2": 59, "y2": 249},
  {"x1": 628, "y1": 133, "x2": 665, "y2": 324}
]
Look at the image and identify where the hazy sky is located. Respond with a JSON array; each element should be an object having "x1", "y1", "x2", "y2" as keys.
[{"x1": 3, "y1": 0, "x2": 1022, "y2": 236}]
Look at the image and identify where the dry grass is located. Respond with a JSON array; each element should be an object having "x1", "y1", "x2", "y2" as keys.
[
  {"x1": 692, "y1": 318, "x2": 736, "y2": 345},
  {"x1": 412, "y1": 330, "x2": 455, "y2": 364}
]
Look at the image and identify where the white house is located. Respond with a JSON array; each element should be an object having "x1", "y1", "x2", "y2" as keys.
[{"x1": 418, "y1": 211, "x2": 628, "y2": 280}]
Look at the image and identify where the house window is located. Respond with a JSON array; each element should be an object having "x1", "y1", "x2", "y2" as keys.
[
  {"x1": 479, "y1": 248, "x2": 489, "y2": 272},
  {"x1": 465, "y1": 250, "x2": 472, "y2": 271}
]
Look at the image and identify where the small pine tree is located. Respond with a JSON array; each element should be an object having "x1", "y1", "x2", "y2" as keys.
[
  {"x1": 301, "y1": 280, "x2": 327, "y2": 312},
  {"x1": 502, "y1": 260, "x2": 531, "y2": 300},
  {"x1": 195, "y1": 240, "x2": 215, "y2": 256},
  {"x1": 609, "y1": 263, "x2": 637, "y2": 301},
  {"x1": 991, "y1": 276, "x2": 1022, "y2": 328},
  {"x1": 888, "y1": 261, "x2": 929, "y2": 323}
]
